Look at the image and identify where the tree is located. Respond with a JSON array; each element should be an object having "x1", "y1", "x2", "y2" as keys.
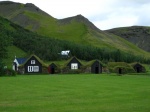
[
  {"x1": 0, "y1": 32, "x2": 12, "y2": 60},
  {"x1": 0, "y1": 61, "x2": 5, "y2": 76}
]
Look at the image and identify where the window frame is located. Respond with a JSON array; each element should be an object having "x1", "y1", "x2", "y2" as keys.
[{"x1": 71, "y1": 63, "x2": 78, "y2": 70}]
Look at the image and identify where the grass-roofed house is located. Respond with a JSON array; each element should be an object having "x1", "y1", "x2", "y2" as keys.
[
  {"x1": 48, "y1": 63, "x2": 60, "y2": 74},
  {"x1": 108, "y1": 62, "x2": 135, "y2": 74},
  {"x1": 61, "y1": 56, "x2": 82, "y2": 73},
  {"x1": 18, "y1": 55, "x2": 48, "y2": 74},
  {"x1": 131, "y1": 63, "x2": 146, "y2": 73},
  {"x1": 82, "y1": 60, "x2": 103, "y2": 74},
  {"x1": 67, "y1": 57, "x2": 82, "y2": 70}
]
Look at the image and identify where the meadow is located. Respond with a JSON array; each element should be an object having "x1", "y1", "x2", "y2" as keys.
[{"x1": 0, "y1": 74, "x2": 150, "y2": 112}]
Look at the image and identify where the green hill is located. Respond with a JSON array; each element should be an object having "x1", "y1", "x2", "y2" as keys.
[
  {"x1": 106, "y1": 26, "x2": 150, "y2": 52},
  {"x1": 0, "y1": 1, "x2": 150, "y2": 57},
  {"x1": 1, "y1": 15, "x2": 150, "y2": 65},
  {"x1": 3, "y1": 46, "x2": 27, "y2": 68},
  {"x1": 1, "y1": 1, "x2": 150, "y2": 66}
]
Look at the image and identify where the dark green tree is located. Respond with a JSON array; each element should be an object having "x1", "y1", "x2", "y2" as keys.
[
  {"x1": 0, "y1": 32, "x2": 12, "y2": 75},
  {"x1": 0, "y1": 31, "x2": 12, "y2": 59}
]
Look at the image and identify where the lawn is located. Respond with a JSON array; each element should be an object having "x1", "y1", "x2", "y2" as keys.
[{"x1": 0, "y1": 74, "x2": 150, "y2": 112}]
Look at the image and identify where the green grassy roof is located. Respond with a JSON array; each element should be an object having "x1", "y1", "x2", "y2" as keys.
[
  {"x1": 62, "y1": 56, "x2": 83, "y2": 68},
  {"x1": 84, "y1": 60, "x2": 104, "y2": 67},
  {"x1": 19, "y1": 54, "x2": 48, "y2": 67},
  {"x1": 130, "y1": 62, "x2": 143, "y2": 67},
  {"x1": 108, "y1": 62, "x2": 132, "y2": 68}
]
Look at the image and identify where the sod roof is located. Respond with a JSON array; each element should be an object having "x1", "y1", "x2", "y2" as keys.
[
  {"x1": 108, "y1": 62, "x2": 132, "y2": 68},
  {"x1": 84, "y1": 60, "x2": 104, "y2": 67},
  {"x1": 19, "y1": 54, "x2": 48, "y2": 67},
  {"x1": 63, "y1": 56, "x2": 83, "y2": 68},
  {"x1": 130, "y1": 62, "x2": 144, "y2": 67}
]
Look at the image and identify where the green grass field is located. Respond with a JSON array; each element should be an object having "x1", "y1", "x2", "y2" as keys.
[{"x1": 0, "y1": 74, "x2": 150, "y2": 112}]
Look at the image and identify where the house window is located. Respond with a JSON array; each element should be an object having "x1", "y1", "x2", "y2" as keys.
[
  {"x1": 31, "y1": 60, "x2": 35, "y2": 64},
  {"x1": 34, "y1": 66, "x2": 39, "y2": 72},
  {"x1": 71, "y1": 63, "x2": 78, "y2": 69},
  {"x1": 28, "y1": 66, "x2": 33, "y2": 72},
  {"x1": 28, "y1": 66, "x2": 39, "y2": 72}
]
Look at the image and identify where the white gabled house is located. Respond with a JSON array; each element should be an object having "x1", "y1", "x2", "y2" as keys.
[
  {"x1": 61, "y1": 50, "x2": 70, "y2": 56},
  {"x1": 12, "y1": 57, "x2": 27, "y2": 71},
  {"x1": 60, "y1": 50, "x2": 71, "y2": 59}
]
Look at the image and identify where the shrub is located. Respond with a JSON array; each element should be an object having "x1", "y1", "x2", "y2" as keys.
[
  {"x1": 0, "y1": 62, "x2": 5, "y2": 76},
  {"x1": 4, "y1": 68, "x2": 16, "y2": 76}
]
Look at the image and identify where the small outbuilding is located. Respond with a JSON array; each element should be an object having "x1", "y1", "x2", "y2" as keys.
[
  {"x1": 83, "y1": 60, "x2": 103, "y2": 74},
  {"x1": 108, "y1": 62, "x2": 135, "y2": 74},
  {"x1": 61, "y1": 56, "x2": 82, "y2": 74},
  {"x1": 131, "y1": 63, "x2": 146, "y2": 73},
  {"x1": 60, "y1": 50, "x2": 71, "y2": 59},
  {"x1": 66, "y1": 57, "x2": 82, "y2": 70},
  {"x1": 48, "y1": 63, "x2": 58, "y2": 74},
  {"x1": 113, "y1": 67, "x2": 126, "y2": 74},
  {"x1": 12, "y1": 57, "x2": 27, "y2": 71},
  {"x1": 91, "y1": 60, "x2": 102, "y2": 74}
]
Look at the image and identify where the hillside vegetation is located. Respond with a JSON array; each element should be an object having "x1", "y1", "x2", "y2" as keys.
[
  {"x1": 0, "y1": 1, "x2": 150, "y2": 58},
  {"x1": 1, "y1": 1, "x2": 150, "y2": 67},
  {"x1": 106, "y1": 26, "x2": 150, "y2": 52},
  {"x1": 3, "y1": 46, "x2": 27, "y2": 68},
  {"x1": 1, "y1": 16, "x2": 150, "y2": 66}
]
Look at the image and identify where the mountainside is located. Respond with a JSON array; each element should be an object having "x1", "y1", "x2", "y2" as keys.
[
  {"x1": 0, "y1": 1, "x2": 120, "y2": 47},
  {"x1": 2, "y1": 15, "x2": 150, "y2": 65},
  {"x1": 106, "y1": 26, "x2": 150, "y2": 52},
  {"x1": 0, "y1": 1, "x2": 55, "y2": 31},
  {"x1": 0, "y1": 1, "x2": 150, "y2": 59}
]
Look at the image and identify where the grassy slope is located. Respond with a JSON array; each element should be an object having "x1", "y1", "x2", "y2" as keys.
[
  {"x1": 1, "y1": 1, "x2": 149, "y2": 56},
  {"x1": 23, "y1": 11, "x2": 88, "y2": 43},
  {"x1": 0, "y1": 75, "x2": 150, "y2": 112},
  {"x1": 3, "y1": 46, "x2": 27, "y2": 68},
  {"x1": 106, "y1": 26, "x2": 150, "y2": 52},
  {"x1": 23, "y1": 11, "x2": 150, "y2": 57},
  {"x1": 1, "y1": 2, "x2": 150, "y2": 58}
]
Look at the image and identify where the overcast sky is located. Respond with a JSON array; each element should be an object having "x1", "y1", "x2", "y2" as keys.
[{"x1": 1, "y1": 0, "x2": 150, "y2": 30}]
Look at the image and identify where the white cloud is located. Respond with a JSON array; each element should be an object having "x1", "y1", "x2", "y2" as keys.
[
  {"x1": 94, "y1": 14, "x2": 138, "y2": 30},
  {"x1": 1, "y1": 0, "x2": 150, "y2": 30}
]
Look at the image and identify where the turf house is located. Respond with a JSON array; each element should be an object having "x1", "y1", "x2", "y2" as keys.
[
  {"x1": 12, "y1": 54, "x2": 147, "y2": 75},
  {"x1": 48, "y1": 63, "x2": 59, "y2": 74},
  {"x1": 108, "y1": 62, "x2": 135, "y2": 74},
  {"x1": 66, "y1": 57, "x2": 82, "y2": 70},
  {"x1": 60, "y1": 57, "x2": 83, "y2": 74},
  {"x1": 82, "y1": 60, "x2": 103, "y2": 74},
  {"x1": 90, "y1": 60, "x2": 103, "y2": 74},
  {"x1": 131, "y1": 63, "x2": 146, "y2": 73},
  {"x1": 18, "y1": 55, "x2": 47, "y2": 74}
]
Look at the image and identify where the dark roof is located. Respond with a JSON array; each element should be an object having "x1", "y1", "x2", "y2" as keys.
[{"x1": 16, "y1": 58, "x2": 27, "y2": 64}]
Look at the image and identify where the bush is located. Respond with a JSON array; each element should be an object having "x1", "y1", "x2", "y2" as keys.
[
  {"x1": 0, "y1": 62, "x2": 5, "y2": 76},
  {"x1": 4, "y1": 68, "x2": 16, "y2": 76}
]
